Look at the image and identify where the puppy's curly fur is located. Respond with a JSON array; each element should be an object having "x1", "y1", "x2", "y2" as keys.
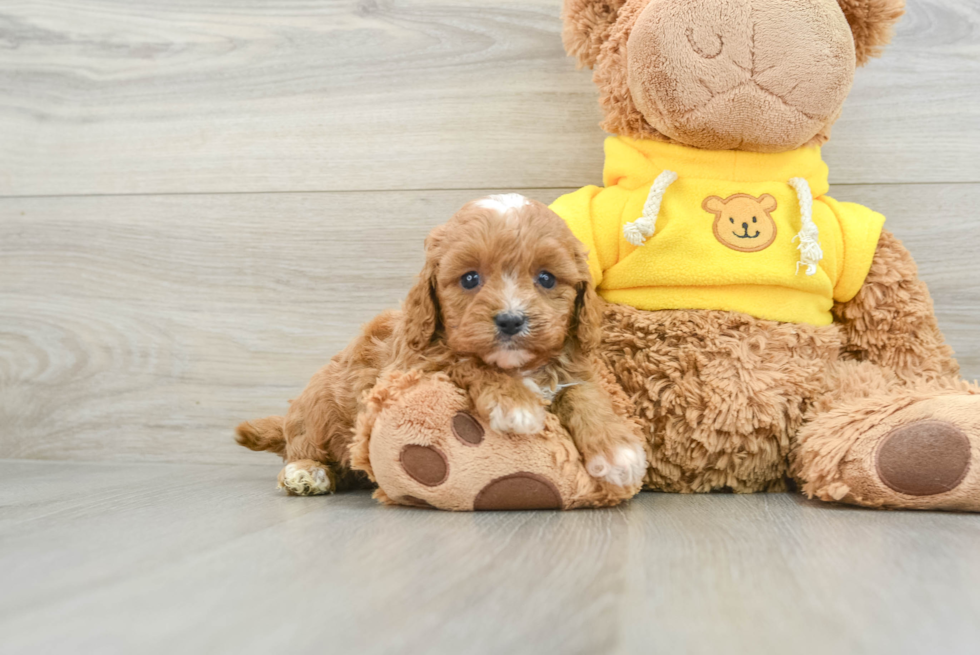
[{"x1": 236, "y1": 195, "x2": 646, "y2": 493}]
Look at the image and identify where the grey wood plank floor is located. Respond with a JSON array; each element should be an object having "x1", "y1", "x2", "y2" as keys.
[{"x1": 2, "y1": 459, "x2": 979, "y2": 655}]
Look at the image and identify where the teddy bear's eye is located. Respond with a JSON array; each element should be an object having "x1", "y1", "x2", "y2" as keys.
[
  {"x1": 752, "y1": 217, "x2": 757, "y2": 223},
  {"x1": 729, "y1": 218, "x2": 735, "y2": 224}
]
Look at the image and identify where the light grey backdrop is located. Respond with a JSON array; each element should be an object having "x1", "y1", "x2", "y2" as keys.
[{"x1": 1, "y1": 0, "x2": 978, "y2": 466}]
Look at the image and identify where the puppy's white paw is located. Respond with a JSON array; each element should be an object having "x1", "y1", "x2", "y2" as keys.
[
  {"x1": 586, "y1": 444, "x2": 647, "y2": 487},
  {"x1": 489, "y1": 403, "x2": 546, "y2": 435},
  {"x1": 278, "y1": 462, "x2": 334, "y2": 496}
]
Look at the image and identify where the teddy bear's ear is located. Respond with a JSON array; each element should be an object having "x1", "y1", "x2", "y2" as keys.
[
  {"x1": 837, "y1": 0, "x2": 905, "y2": 66},
  {"x1": 562, "y1": 0, "x2": 628, "y2": 69}
]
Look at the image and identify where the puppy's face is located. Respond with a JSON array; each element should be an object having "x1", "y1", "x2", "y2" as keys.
[{"x1": 403, "y1": 194, "x2": 598, "y2": 370}]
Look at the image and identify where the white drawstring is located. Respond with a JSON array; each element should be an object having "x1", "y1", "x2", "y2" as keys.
[
  {"x1": 623, "y1": 172, "x2": 823, "y2": 278},
  {"x1": 788, "y1": 177, "x2": 822, "y2": 276},
  {"x1": 623, "y1": 170, "x2": 678, "y2": 247}
]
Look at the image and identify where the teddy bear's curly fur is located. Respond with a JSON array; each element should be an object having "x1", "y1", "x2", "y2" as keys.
[{"x1": 555, "y1": 0, "x2": 980, "y2": 511}]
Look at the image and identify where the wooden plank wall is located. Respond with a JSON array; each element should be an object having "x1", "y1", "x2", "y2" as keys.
[{"x1": 1, "y1": 0, "x2": 978, "y2": 465}]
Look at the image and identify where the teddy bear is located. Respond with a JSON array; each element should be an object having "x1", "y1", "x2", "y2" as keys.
[
  {"x1": 545, "y1": 0, "x2": 980, "y2": 510},
  {"x1": 349, "y1": 0, "x2": 980, "y2": 512}
]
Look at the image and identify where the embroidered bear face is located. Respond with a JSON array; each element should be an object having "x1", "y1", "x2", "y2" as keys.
[{"x1": 702, "y1": 194, "x2": 778, "y2": 253}]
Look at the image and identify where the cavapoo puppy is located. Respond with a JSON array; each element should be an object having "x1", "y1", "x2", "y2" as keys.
[{"x1": 236, "y1": 194, "x2": 647, "y2": 494}]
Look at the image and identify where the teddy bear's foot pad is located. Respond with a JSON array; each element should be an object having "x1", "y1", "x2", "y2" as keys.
[
  {"x1": 876, "y1": 420, "x2": 971, "y2": 497},
  {"x1": 399, "y1": 445, "x2": 449, "y2": 487},
  {"x1": 473, "y1": 473, "x2": 563, "y2": 511}
]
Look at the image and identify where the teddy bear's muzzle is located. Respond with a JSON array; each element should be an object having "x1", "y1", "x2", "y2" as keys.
[{"x1": 625, "y1": 0, "x2": 857, "y2": 152}]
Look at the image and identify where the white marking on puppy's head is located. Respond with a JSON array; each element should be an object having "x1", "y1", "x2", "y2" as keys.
[{"x1": 474, "y1": 194, "x2": 530, "y2": 220}]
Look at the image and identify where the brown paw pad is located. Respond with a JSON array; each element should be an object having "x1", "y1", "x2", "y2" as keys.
[
  {"x1": 399, "y1": 495, "x2": 436, "y2": 509},
  {"x1": 473, "y1": 472, "x2": 562, "y2": 511},
  {"x1": 452, "y1": 411, "x2": 484, "y2": 446},
  {"x1": 876, "y1": 420, "x2": 972, "y2": 496},
  {"x1": 400, "y1": 445, "x2": 449, "y2": 487}
]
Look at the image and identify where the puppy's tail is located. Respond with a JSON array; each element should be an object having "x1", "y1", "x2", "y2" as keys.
[{"x1": 235, "y1": 416, "x2": 286, "y2": 456}]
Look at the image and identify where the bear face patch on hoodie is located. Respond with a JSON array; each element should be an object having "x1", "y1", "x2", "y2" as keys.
[{"x1": 550, "y1": 136, "x2": 885, "y2": 326}]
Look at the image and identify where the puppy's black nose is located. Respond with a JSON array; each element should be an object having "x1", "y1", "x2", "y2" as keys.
[{"x1": 494, "y1": 312, "x2": 526, "y2": 336}]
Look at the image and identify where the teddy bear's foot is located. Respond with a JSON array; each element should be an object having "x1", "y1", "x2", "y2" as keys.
[
  {"x1": 277, "y1": 459, "x2": 335, "y2": 496},
  {"x1": 796, "y1": 389, "x2": 980, "y2": 511},
  {"x1": 350, "y1": 372, "x2": 641, "y2": 511}
]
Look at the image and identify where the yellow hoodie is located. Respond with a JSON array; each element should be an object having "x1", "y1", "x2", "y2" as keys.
[{"x1": 550, "y1": 136, "x2": 885, "y2": 326}]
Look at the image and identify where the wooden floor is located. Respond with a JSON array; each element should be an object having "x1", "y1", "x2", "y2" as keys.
[
  {"x1": 1, "y1": 459, "x2": 978, "y2": 655},
  {"x1": 2, "y1": 0, "x2": 980, "y2": 652}
]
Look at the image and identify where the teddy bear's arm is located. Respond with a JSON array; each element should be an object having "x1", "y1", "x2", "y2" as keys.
[{"x1": 832, "y1": 229, "x2": 959, "y2": 383}]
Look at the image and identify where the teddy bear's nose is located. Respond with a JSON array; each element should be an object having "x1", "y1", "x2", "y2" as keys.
[{"x1": 742, "y1": 222, "x2": 749, "y2": 230}]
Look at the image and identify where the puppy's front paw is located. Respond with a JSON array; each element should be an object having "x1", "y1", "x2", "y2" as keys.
[
  {"x1": 489, "y1": 403, "x2": 546, "y2": 435},
  {"x1": 278, "y1": 461, "x2": 335, "y2": 496},
  {"x1": 586, "y1": 444, "x2": 647, "y2": 487}
]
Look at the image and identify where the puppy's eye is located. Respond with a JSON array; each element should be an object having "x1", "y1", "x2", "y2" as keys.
[
  {"x1": 536, "y1": 271, "x2": 557, "y2": 289},
  {"x1": 460, "y1": 271, "x2": 481, "y2": 290}
]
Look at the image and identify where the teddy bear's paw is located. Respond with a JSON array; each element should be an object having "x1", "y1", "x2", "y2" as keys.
[
  {"x1": 277, "y1": 460, "x2": 335, "y2": 496},
  {"x1": 364, "y1": 375, "x2": 640, "y2": 510},
  {"x1": 586, "y1": 444, "x2": 647, "y2": 487},
  {"x1": 806, "y1": 392, "x2": 980, "y2": 511},
  {"x1": 489, "y1": 402, "x2": 546, "y2": 435}
]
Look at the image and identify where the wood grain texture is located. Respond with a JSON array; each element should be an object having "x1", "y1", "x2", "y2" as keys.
[
  {"x1": 1, "y1": 184, "x2": 978, "y2": 465},
  {"x1": 1, "y1": 460, "x2": 978, "y2": 655},
  {"x1": 1, "y1": 0, "x2": 978, "y2": 197}
]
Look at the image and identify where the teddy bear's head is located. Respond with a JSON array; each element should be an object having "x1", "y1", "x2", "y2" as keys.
[{"x1": 563, "y1": 0, "x2": 904, "y2": 152}]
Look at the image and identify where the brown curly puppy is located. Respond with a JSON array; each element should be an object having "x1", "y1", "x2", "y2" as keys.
[{"x1": 236, "y1": 195, "x2": 646, "y2": 494}]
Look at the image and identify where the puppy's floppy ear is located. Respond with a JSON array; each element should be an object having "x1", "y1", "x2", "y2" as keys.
[
  {"x1": 572, "y1": 280, "x2": 603, "y2": 354},
  {"x1": 837, "y1": 0, "x2": 905, "y2": 66},
  {"x1": 569, "y1": 243, "x2": 603, "y2": 354},
  {"x1": 562, "y1": 0, "x2": 628, "y2": 69},
  {"x1": 402, "y1": 225, "x2": 446, "y2": 351}
]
